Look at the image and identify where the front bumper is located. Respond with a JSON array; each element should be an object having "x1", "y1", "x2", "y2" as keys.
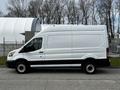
[{"x1": 6, "y1": 61, "x2": 16, "y2": 68}]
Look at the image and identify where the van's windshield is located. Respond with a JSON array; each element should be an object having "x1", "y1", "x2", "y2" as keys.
[{"x1": 20, "y1": 38, "x2": 42, "y2": 53}]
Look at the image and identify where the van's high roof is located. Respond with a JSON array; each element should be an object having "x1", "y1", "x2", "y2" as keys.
[{"x1": 41, "y1": 25, "x2": 106, "y2": 33}]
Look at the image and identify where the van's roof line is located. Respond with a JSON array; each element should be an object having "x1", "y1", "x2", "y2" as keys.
[{"x1": 41, "y1": 25, "x2": 106, "y2": 33}]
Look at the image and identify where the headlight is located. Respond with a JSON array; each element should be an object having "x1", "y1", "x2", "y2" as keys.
[{"x1": 8, "y1": 51, "x2": 15, "y2": 57}]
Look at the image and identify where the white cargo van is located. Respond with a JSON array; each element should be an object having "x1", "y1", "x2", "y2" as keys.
[{"x1": 7, "y1": 25, "x2": 110, "y2": 74}]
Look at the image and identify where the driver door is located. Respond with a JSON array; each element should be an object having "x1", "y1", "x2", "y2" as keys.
[{"x1": 21, "y1": 37, "x2": 44, "y2": 62}]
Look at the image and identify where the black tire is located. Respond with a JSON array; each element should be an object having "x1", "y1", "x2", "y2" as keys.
[
  {"x1": 82, "y1": 63, "x2": 96, "y2": 74},
  {"x1": 15, "y1": 61, "x2": 29, "y2": 74}
]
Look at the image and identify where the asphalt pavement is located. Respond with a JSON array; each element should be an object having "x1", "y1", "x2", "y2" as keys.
[{"x1": 0, "y1": 67, "x2": 120, "y2": 90}]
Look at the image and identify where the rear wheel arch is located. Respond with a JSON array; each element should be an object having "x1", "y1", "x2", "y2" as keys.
[
  {"x1": 82, "y1": 58, "x2": 96, "y2": 74},
  {"x1": 84, "y1": 58, "x2": 96, "y2": 64}
]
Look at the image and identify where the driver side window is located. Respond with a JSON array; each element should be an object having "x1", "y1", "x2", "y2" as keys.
[{"x1": 20, "y1": 38, "x2": 43, "y2": 53}]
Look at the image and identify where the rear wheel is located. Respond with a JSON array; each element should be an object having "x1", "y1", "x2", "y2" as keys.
[
  {"x1": 16, "y1": 61, "x2": 29, "y2": 74},
  {"x1": 83, "y1": 63, "x2": 96, "y2": 74}
]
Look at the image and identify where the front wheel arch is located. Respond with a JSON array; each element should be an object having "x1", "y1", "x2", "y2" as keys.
[
  {"x1": 15, "y1": 59, "x2": 30, "y2": 74},
  {"x1": 15, "y1": 59, "x2": 29, "y2": 66}
]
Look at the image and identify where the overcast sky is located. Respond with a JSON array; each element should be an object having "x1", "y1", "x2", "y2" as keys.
[{"x1": 0, "y1": 0, "x2": 8, "y2": 14}]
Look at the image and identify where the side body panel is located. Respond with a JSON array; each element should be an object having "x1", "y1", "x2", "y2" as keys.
[
  {"x1": 44, "y1": 31, "x2": 72, "y2": 61},
  {"x1": 71, "y1": 30, "x2": 107, "y2": 60}
]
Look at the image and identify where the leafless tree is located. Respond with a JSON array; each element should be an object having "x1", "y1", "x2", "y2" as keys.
[
  {"x1": 52, "y1": 0, "x2": 67, "y2": 24},
  {"x1": 4, "y1": 0, "x2": 118, "y2": 40},
  {"x1": 0, "y1": 11, "x2": 3, "y2": 17},
  {"x1": 90, "y1": 0, "x2": 97, "y2": 25},
  {"x1": 41, "y1": 0, "x2": 53, "y2": 24},
  {"x1": 27, "y1": 0, "x2": 67, "y2": 24},
  {"x1": 79, "y1": 0, "x2": 92, "y2": 25},
  {"x1": 97, "y1": 0, "x2": 114, "y2": 40},
  {"x1": 111, "y1": 1, "x2": 118, "y2": 35},
  {"x1": 116, "y1": 0, "x2": 120, "y2": 34},
  {"x1": 107, "y1": 0, "x2": 114, "y2": 39},
  {"x1": 7, "y1": 0, "x2": 28, "y2": 17},
  {"x1": 66, "y1": 0, "x2": 79, "y2": 24},
  {"x1": 28, "y1": 0, "x2": 43, "y2": 17},
  {"x1": 41, "y1": 0, "x2": 66, "y2": 24}
]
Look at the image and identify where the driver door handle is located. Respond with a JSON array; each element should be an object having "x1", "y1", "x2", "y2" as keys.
[{"x1": 39, "y1": 51, "x2": 44, "y2": 53}]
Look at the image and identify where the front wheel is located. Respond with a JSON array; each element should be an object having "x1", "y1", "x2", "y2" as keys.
[
  {"x1": 83, "y1": 63, "x2": 96, "y2": 74},
  {"x1": 16, "y1": 61, "x2": 29, "y2": 74}
]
